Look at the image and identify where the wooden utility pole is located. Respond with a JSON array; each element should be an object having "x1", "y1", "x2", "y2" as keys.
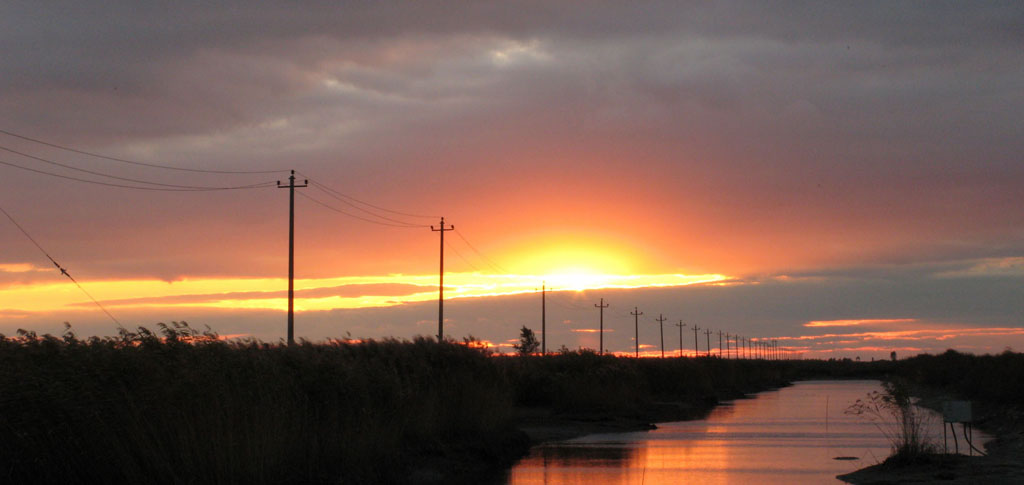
[
  {"x1": 430, "y1": 217, "x2": 454, "y2": 342},
  {"x1": 277, "y1": 170, "x2": 307, "y2": 346},
  {"x1": 692, "y1": 324, "x2": 700, "y2": 357},
  {"x1": 726, "y1": 332, "x2": 732, "y2": 359},
  {"x1": 655, "y1": 314, "x2": 667, "y2": 358},
  {"x1": 595, "y1": 298, "x2": 609, "y2": 355},
  {"x1": 675, "y1": 321, "x2": 686, "y2": 357},
  {"x1": 718, "y1": 330, "x2": 723, "y2": 358},
  {"x1": 631, "y1": 307, "x2": 643, "y2": 357},
  {"x1": 704, "y1": 328, "x2": 712, "y2": 358},
  {"x1": 541, "y1": 282, "x2": 546, "y2": 354}
]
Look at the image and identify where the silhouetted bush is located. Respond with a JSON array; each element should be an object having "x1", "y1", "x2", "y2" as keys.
[{"x1": 846, "y1": 378, "x2": 938, "y2": 463}]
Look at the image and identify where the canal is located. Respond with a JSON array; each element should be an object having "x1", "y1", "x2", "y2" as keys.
[{"x1": 507, "y1": 380, "x2": 988, "y2": 484}]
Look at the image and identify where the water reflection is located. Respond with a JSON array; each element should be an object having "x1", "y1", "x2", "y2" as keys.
[{"x1": 507, "y1": 380, "x2": 990, "y2": 484}]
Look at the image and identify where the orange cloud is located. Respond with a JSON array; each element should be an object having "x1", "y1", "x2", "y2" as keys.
[
  {"x1": 0, "y1": 263, "x2": 42, "y2": 273},
  {"x1": 804, "y1": 318, "x2": 917, "y2": 327},
  {"x1": 779, "y1": 327, "x2": 1024, "y2": 342}
]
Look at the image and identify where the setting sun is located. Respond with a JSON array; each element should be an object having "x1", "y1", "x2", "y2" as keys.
[
  {"x1": 499, "y1": 233, "x2": 645, "y2": 276},
  {"x1": 542, "y1": 269, "x2": 609, "y2": 292}
]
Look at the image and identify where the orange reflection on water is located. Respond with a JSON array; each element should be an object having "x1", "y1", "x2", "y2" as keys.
[{"x1": 507, "y1": 381, "x2": 984, "y2": 484}]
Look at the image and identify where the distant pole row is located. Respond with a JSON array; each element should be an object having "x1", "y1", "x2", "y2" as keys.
[{"x1": 575, "y1": 300, "x2": 790, "y2": 359}]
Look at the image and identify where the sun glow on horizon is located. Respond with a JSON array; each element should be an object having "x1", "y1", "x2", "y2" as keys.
[
  {"x1": 497, "y1": 234, "x2": 647, "y2": 276},
  {"x1": 0, "y1": 271, "x2": 728, "y2": 314}
]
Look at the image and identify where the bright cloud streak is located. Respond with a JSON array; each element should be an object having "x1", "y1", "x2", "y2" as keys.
[
  {"x1": 804, "y1": 318, "x2": 917, "y2": 327},
  {"x1": 0, "y1": 263, "x2": 44, "y2": 273},
  {"x1": 0, "y1": 271, "x2": 727, "y2": 314},
  {"x1": 778, "y1": 327, "x2": 1024, "y2": 342}
]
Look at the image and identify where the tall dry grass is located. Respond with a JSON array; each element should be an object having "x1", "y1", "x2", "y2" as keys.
[{"x1": 0, "y1": 323, "x2": 516, "y2": 484}]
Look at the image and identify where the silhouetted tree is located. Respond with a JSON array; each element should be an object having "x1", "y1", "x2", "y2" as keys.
[{"x1": 513, "y1": 326, "x2": 539, "y2": 355}]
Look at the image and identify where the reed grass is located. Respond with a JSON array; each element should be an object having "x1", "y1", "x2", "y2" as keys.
[
  {"x1": 3, "y1": 323, "x2": 1017, "y2": 483},
  {"x1": 0, "y1": 324, "x2": 515, "y2": 484}
]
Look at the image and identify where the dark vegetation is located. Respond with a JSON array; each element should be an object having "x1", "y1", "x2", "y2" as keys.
[
  {"x1": 0, "y1": 324, "x2": 521, "y2": 484},
  {"x1": 499, "y1": 350, "x2": 791, "y2": 418},
  {"x1": 839, "y1": 350, "x2": 1024, "y2": 483},
  {"x1": 1, "y1": 323, "x2": 1020, "y2": 484},
  {"x1": 895, "y1": 349, "x2": 1024, "y2": 406}
]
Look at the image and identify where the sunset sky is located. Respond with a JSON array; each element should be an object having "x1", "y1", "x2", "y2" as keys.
[{"x1": 1, "y1": 2, "x2": 1022, "y2": 359}]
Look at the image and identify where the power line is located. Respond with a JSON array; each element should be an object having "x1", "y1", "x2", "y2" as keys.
[
  {"x1": 0, "y1": 128, "x2": 285, "y2": 174},
  {"x1": 304, "y1": 179, "x2": 431, "y2": 227},
  {"x1": 0, "y1": 204, "x2": 120, "y2": 326},
  {"x1": 452, "y1": 229, "x2": 508, "y2": 274},
  {"x1": 546, "y1": 293, "x2": 591, "y2": 311},
  {"x1": 296, "y1": 192, "x2": 424, "y2": 228},
  {"x1": 297, "y1": 174, "x2": 437, "y2": 219},
  {"x1": 0, "y1": 144, "x2": 273, "y2": 190},
  {"x1": 444, "y1": 239, "x2": 481, "y2": 272},
  {"x1": 0, "y1": 157, "x2": 276, "y2": 191}
]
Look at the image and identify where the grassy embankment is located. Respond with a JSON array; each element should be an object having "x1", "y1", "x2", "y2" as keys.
[
  {"x1": 0, "y1": 325, "x2": 519, "y2": 484},
  {"x1": 5, "y1": 322, "x2": 1017, "y2": 484},
  {"x1": 0, "y1": 323, "x2": 818, "y2": 484}
]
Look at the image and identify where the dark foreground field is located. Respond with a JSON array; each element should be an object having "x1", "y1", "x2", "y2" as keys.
[{"x1": 1, "y1": 324, "x2": 1020, "y2": 484}]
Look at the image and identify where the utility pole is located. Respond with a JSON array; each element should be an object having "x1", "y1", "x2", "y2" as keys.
[
  {"x1": 595, "y1": 298, "x2": 609, "y2": 355},
  {"x1": 631, "y1": 307, "x2": 643, "y2": 357},
  {"x1": 430, "y1": 217, "x2": 454, "y2": 342},
  {"x1": 704, "y1": 329, "x2": 712, "y2": 357},
  {"x1": 692, "y1": 324, "x2": 700, "y2": 357},
  {"x1": 277, "y1": 170, "x2": 307, "y2": 346},
  {"x1": 675, "y1": 321, "x2": 686, "y2": 358},
  {"x1": 541, "y1": 282, "x2": 546, "y2": 354},
  {"x1": 726, "y1": 332, "x2": 732, "y2": 359},
  {"x1": 718, "y1": 330, "x2": 723, "y2": 358},
  {"x1": 655, "y1": 314, "x2": 667, "y2": 358}
]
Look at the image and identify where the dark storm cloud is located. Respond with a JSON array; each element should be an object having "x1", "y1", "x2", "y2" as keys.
[
  {"x1": 3, "y1": 1, "x2": 1022, "y2": 138},
  {"x1": 1, "y1": 1, "x2": 1022, "y2": 283}
]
